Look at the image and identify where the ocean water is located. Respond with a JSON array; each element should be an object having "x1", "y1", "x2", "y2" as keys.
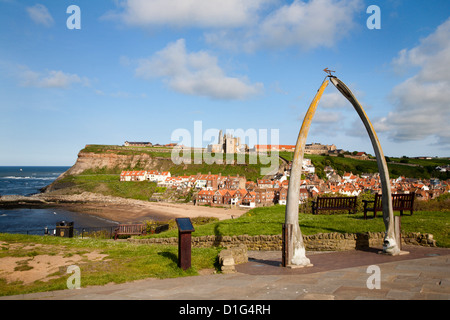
[
  {"x1": 0, "y1": 166, "x2": 69, "y2": 196},
  {"x1": 0, "y1": 208, "x2": 119, "y2": 235},
  {"x1": 0, "y1": 166, "x2": 118, "y2": 235}
]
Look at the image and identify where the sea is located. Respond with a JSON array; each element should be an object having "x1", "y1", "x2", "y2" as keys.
[{"x1": 0, "y1": 166, "x2": 119, "y2": 235}]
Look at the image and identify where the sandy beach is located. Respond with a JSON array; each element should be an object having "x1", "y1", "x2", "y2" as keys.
[
  {"x1": 0, "y1": 192, "x2": 249, "y2": 223},
  {"x1": 61, "y1": 200, "x2": 249, "y2": 223}
]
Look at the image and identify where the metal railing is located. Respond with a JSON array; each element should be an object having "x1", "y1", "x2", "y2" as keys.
[
  {"x1": 3, "y1": 226, "x2": 118, "y2": 239},
  {"x1": 2, "y1": 223, "x2": 171, "y2": 238}
]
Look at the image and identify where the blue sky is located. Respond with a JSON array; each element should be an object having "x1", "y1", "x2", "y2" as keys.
[{"x1": 0, "y1": 0, "x2": 449, "y2": 166}]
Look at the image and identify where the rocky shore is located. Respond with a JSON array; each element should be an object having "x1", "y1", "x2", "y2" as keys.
[
  {"x1": 0, "y1": 192, "x2": 153, "y2": 206},
  {"x1": 0, "y1": 192, "x2": 247, "y2": 223}
]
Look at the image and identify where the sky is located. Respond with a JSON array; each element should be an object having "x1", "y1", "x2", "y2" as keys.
[{"x1": 0, "y1": 0, "x2": 449, "y2": 166}]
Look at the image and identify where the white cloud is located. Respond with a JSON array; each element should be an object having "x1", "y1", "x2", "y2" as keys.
[
  {"x1": 380, "y1": 18, "x2": 450, "y2": 146},
  {"x1": 320, "y1": 92, "x2": 349, "y2": 109},
  {"x1": 18, "y1": 66, "x2": 87, "y2": 89},
  {"x1": 307, "y1": 109, "x2": 344, "y2": 137},
  {"x1": 258, "y1": 0, "x2": 362, "y2": 50},
  {"x1": 373, "y1": 116, "x2": 389, "y2": 133},
  {"x1": 392, "y1": 19, "x2": 450, "y2": 80},
  {"x1": 205, "y1": 0, "x2": 363, "y2": 52},
  {"x1": 313, "y1": 110, "x2": 342, "y2": 123},
  {"x1": 110, "y1": 0, "x2": 362, "y2": 52},
  {"x1": 112, "y1": 0, "x2": 269, "y2": 28},
  {"x1": 135, "y1": 39, "x2": 263, "y2": 100},
  {"x1": 26, "y1": 4, "x2": 54, "y2": 27}
]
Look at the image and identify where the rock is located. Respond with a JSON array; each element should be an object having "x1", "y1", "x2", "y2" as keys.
[{"x1": 218, "y1": 244, "x2": 248, "y2": 273}]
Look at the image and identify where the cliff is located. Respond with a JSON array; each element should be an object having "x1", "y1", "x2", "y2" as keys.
[
  {"x1": 41, "y1": 145, "x2": 275, "y2": 193},
  {"x1": 64, "y1": 151, "x2": 174, "y2": 175},
  {"x1": 42, "y1": 145, "x2": 176, "y2": 193}
]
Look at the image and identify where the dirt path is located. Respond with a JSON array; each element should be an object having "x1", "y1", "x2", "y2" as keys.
[{"x1": 0, "y1": 241, "x2": 108, "y2": 285}]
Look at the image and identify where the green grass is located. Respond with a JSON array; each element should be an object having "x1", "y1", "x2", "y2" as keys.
[
  {"x1": 77, "y1": 145, "x2": 281, "y2": 182},
  {"x1": 0, "y1": 234, "x2": 220, "y2": 296},
  {"x1": 279, "y1": 152, "x2": 449, "y2": 180},
  {"x1": 147, "y1": 205, "x2": 450, "y2": 247},
  {"x1": 56, "y1": 173, "x2": 163, "y2": 200},
  {"x1": 74, "y1": 145, "x2": 450, "y2": 182},
  {"x1": 81, "y1": 145, "x2": 174, "y2": 158},
  {"x1": 1, "y1": 205, "x2": 448, "y2": 296},
  {"x1": 76, "y1": 145, "x2": 449, "y2": 181},
  {"x1": 170, "y1": 153, "x2": 280, "y2": 182}
]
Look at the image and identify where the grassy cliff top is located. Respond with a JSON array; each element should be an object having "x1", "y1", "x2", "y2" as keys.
[
  {"x1": 279, "y1": 152, "x2": 449, "y2": 180},
  {"x1": 77, "y1": 144, "x2": 282, "y2": 181},
  {"x1": 77, "y1": 145, "x2": 449, "y2": 180}
]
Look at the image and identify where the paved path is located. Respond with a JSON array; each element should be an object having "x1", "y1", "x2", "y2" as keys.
[{"x1": 1, "y1": 245, "x2": 449, "y2": 301}]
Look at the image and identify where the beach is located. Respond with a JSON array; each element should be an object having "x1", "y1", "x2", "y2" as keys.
[{"x1": 0, "y1": 192, "x2": 249, "y2": 224}]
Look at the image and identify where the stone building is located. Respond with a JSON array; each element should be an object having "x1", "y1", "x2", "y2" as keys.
[
  {"x1": 208, "y1": 130, "x2": 247, "y2": 153},
  {"x1": 124, "y1": 141, "x2": 152, "y2": 147},
  {"x1": 253, "y1": 142, "x2": 337, "y2": 155},
  {"x1": 304, "y1": 143, "x2": 336, "y2": 155}
]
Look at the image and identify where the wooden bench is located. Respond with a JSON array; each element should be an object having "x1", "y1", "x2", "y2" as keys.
[
  {"x1": 114, "y1": 224, "x2": 147, "y2": 240},
  {"x1": 312, "y1": 196, "x2": 357, "y2": 215},
  {"x1": 362, "y1": 192, "x2": 415, "y2": 220},
  {"x1": 147, "y1": 223, "x2": 170, "y2": 234}
]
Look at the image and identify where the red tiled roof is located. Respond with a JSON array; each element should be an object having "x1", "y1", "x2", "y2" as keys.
[
  {"x1": 254, "y1": 145, "x2": 295, "y2": 150},
  {"x1": 121, "y1": 170, "x2": 146, "y2": 176},
  {"x1": 198, "y1": 190, "x2": 215, "y2": 195}
]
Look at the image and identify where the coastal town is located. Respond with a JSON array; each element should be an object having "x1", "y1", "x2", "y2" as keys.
[{"x1": 119, "y1": 145, "x2": 450, "y2": 208}]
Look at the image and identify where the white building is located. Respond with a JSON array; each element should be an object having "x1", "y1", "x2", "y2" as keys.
[{"x1": 120, "y1": 171, "x2": 148, "y2": 181}]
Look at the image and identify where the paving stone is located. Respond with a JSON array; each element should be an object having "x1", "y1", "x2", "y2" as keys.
[
  {"x1": 2, "y1": 246, "x2": 449, "y2": 301},
  {"x1": 386, "y1": 289, "x2": 420, "y2": 300},
  {"x1": 333, "y1": 286, "x2": 389, "y2": 300},
  {"x1": 301, "y1": 293, "x2": 335, "y2": 300}
]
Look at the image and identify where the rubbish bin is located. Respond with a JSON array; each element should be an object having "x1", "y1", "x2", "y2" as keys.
[{"x1": 56, "y1": 221, "x2": 74, "y2": 238}]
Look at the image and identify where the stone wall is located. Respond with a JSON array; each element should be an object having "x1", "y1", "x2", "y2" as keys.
[
  {"x1": 128, "y1": 232, "x2": 436, "y2": 250},
  {"x1": 218, "y1": 245, "x2": 248, "y2": 273}
]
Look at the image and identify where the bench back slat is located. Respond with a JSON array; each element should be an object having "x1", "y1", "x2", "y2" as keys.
[
  {"x1": 114, "y1": 224, "x2": 146, "y2": 240},
  {"x1": 363, "y1": 192, "x2": 415, "y2": 219},
  {"x1": 313, "y1": 196, "x2": 357, "y2": 214},
  {"x1": 117, "y1": 224, "x2": 145, "y2": 233},
  {"x1": 373, "y1": 193, "x2": 415, "y2": 210},
  {"x1": 317, "y1": 196, "x2": 356, "y2": 208}
]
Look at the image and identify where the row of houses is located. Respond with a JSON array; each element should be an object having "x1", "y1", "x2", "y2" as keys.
[
  {"x1": 120, "y1": 168, "x2": 449, "y2": 206},
  {"x1": 120, "y1": 170, "x2": 247, "y2": 190},
  {"x1": 120, "y1": 170, "x2": 171, "y2": 182},
  {"x1": 197, "y1": 186, "x2": 310, "y2": 208},
  {"x1": 307, "y1": 170, "x2": 450, "y2": 200},
  {"x1": 160, "y1": 173, "x2": 247, "y2": 190}
]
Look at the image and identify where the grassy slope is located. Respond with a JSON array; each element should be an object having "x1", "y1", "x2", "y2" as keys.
[
  {"x1": 148, "y1": 205, "x2": 450, "y2": 248},
  {"x1": 76, "y1": 145, "x2": 281, "y2": 182},
  {"x1": 81, "y1": 145, "x2": 449, "y2": 180},
  {"x1": 279, "y1": 152, "x2": 450, "y2": 180},
  {"x1": 69, "y1": 146, "x2": 448, "y2": 188},
  {"x1": 50, "y1": 145, "x2": 284, "y2": 196},
  {"x1": 54, "y1": 173, "x2": 164, "y2": 200}
]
